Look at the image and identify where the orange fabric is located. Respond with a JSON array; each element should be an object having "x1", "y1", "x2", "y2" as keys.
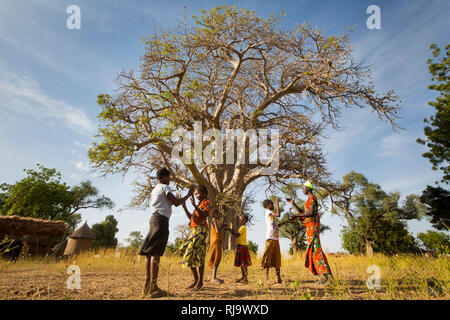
[
  {"x1": 190, "y1": 199, "x2": 211, "y2": 228},
  {"x1": 304, "y1": 194, "x2": 317, "y2": 215},
  {"x1": 208, "y1": 219, "x2": 223, "y2": 268},
  {"x1": 302, "y1": 194, "x2": 332, "y2": 275}
]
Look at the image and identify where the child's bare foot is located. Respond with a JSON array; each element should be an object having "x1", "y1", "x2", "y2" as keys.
[
  {"x1": 241, "y1": 278, "x2": 249, "y2": 284},
  {"x1": 187, "y1": 281, "x2": 197, "y2": 289},
  {"x1": 236, "y1": 277, "x2": 244, "y2": 283},
  {"x1": 149, "y1": 288, "x2": 170, "y2": 298},
  {"x1": 211, "y1": 278, "x2": 224, "y2": 284},
  {"x1": 193, "y1": 282, "x2": 204, "y2": 291}
]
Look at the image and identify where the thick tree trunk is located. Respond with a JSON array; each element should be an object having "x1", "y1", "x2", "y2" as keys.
[{"x1": 365, "y1": 239, "x2": 374, "y2": 257}]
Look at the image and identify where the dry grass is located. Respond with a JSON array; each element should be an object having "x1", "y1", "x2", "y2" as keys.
[{"x1": 0, "y1": 249, "x2": 448, "y2": 300}]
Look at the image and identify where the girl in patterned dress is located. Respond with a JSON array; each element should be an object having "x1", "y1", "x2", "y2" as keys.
[
  {"x1": 180, "y1": 185, "x2": 211, "y2": 291},
  {"x1": 284, "y1": 181, "x2": 333, "y2": 284}
]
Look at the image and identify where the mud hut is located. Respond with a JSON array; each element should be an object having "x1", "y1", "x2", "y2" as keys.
[
  {"x1": 63, "y1": 221, "x2": 95, "y2": 256},
  {"x1": 0, "y1": 216, "x2": 67, "y2": 259}
]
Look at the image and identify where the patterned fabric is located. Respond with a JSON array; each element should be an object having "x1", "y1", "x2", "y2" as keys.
[
  {"x1": 234, "y1": 245, "x2": 252, "y2": 267},
  {"x1": 180, "y1": 224, "x2": 207, "y2": 268},
  {"x1": 261, "y1": 239, "x2": 281, "y2": 269},
  {"x1": 302, "y1": 194, "x2": 332, "y2": 275},
  {"x1": 190, "y1": 199, "x2": 211, "y2": 228},
  {"x1": 208, "y1": 220, "x2": 223, "y2": 268}
]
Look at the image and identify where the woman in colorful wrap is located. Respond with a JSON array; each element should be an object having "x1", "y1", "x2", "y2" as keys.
[
  {"x1": 180, "y1": 185, "x2": 211, "y2": 291},
  {"x1": 283, "y1": 181, "x2": 333, "y2": 284}
]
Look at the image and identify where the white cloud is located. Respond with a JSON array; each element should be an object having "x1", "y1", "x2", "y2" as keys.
[
  {"x1": 0, "y1": 72, "x2": 95, "y2": 135},
  {"x1": 69, "y1": 160, "x2": 91, "y2": 172},
  {"x1": 376, "y1": 133, "x2": 412, "y2": 158}
]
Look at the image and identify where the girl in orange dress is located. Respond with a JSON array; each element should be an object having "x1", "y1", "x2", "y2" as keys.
[
  {"x1": 284, "y1": 181, "x2": 333, "y2": 284},
  {"x1": 208, "y1": 209, "x2": 228, "y2": 283}
]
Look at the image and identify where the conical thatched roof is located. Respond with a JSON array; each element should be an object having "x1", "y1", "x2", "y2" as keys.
[{"x1": 70, "y1": 221, "x2": 95, "y2": 240}]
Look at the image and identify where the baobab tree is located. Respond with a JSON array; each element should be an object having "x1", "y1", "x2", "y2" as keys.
[{"x1": 88, "y1": 6, "x2": 400, "y2": 249}]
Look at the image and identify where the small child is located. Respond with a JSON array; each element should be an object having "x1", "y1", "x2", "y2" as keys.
[
  {"x1": 228, "y1": 215, "x2": 252, "y2": 284},
  {"x1": 207, "y1": 209, "x2": 229, "y2": 283},
  {"x1": 261, "y1": 197, "x2": 282, "y2": 284}
]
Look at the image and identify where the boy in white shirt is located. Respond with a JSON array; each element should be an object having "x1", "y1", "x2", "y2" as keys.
[
  {"x1": 261, "y1": 197, "x2": 282, "y2": 284},
  {"x1": 139, "y1": 167, "x2": 194, "y2": 297}
]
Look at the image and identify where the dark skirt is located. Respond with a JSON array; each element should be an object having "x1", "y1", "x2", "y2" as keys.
[
  {"x1": 234, "y1": 245, "x2": 252, "y2": 267},
  {"x1": 139, "y1": 213, "x2": 169, "y2": 257}
]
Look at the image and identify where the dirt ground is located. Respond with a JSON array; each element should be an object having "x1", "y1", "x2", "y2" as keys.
[{"x1": 0, "y1": 252, "x2": 448, "y2": 300}]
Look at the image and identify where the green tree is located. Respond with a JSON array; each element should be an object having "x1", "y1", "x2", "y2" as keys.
[
  {"x1": 417, "y1": 230, "x2": 450, "y2": 252},
  {"x1": 420, "y1": 186, "x2": 450, "y2": 230},
  {"x1": 88, "y1": 5, "x2": 400, "y2": 249},
  {"x1": 0, "y1": 164, "x2": 114, "y2": 231},
  {"x1": 125, "y1": 231, "x2": 144, "y2": 249},
  {"x1": 92, "y1": 215, "x2": 119, "y2": 248},
  {"x1": 332, "y1": 171, "x2": 423, "y2": 255},
  {"x1": 416, "y1": 44, "x2": 450, "y2": 231},
  {"x1": 417, "y1": 44, "x2": 450, "y2": 184},
  {"x1": 166, "y1": 237, "x2": 184, "y2": 255},
  {"x1": 247, "y1": 240, "x2": 259, "y2": 254}
]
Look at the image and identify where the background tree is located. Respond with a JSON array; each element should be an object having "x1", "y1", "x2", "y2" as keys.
[
  {"x1": 331, "y1": 171, "x2": 424, "y2": 256},
  {"x1": 416, "y1": 44, "x2": 450, "y2": 231},
  {"x1": 417, "y1": 44, "x2": 449, "y2": 184},
  {"x1": 0, "y1": 164, "x2": 114, "y2": 232},
  {"x1": 247, "y1": 240, "x2": 259, "y2": 254},
  {"x1": 88, "y1": 6, "x2": 400, "y2": 249},
  {"x1": 92, "y1": 215, "x2": 119, "y2": 248},
  {"x1": 417, "y1": 230, "x2": 450, "y2": 252},
  {"x1": 125, "y1": 230, "x2": 144, "y2": 249}
]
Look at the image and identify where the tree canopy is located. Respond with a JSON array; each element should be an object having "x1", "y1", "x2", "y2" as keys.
[
  {"x1": 0, "y1": 164, "x2": 114, "y2": 232},
  {"x1": 331, "y1": 171, "x2": 424, "y2": 255},
  {"x1": 88, "y1": 6, "x2": 400, "y2": 248},
  {"x1": 417, "y1": 44, "x2": 450, "y2": 184},
  {"x1": 416, "y1": 44, "x2": 450, "y2": 231},
  {"x1": 125, "y1": 230, "x2": 144, "y2": 249},
  {"x1": 92, "y1": 215, "x2": 119, "y2": 248}
]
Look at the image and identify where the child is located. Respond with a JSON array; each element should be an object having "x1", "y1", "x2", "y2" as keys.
[
  {"x1": 261, "y1": 197, "x2": 282, "y2": 284},
  {"x1": 228, "y1": 215, "x2": 252, "y2": 284},
  {"x1": 285, "y1": 181, "x2": 333, "y2": 284},
  {"x1": 207, "y1": 209, "x2": 229, "y2": 284},
  {"x1": 139, "y1": 167, "x2": 194, "y2": 297},
  {"x1": 180, "y1": 185, "x2": 211, "y2": 291}
]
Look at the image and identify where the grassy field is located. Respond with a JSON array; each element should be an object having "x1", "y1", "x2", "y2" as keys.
[{"x1": 1, "y1": 249, "x2": 448, "y2": 300}]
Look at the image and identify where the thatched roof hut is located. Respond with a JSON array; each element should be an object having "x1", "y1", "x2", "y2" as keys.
[
  {"x1": 0, "y1": 216, "x2": 68, "y2": 258},
  {"x1": 0, "y1": 216, "x2": 67, "y2": 238},
  {"x1": 64, "y1": 221, "x2": 95, "y2": 256}
]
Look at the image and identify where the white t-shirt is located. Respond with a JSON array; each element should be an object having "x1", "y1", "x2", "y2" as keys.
[
  {"x1": 150, "y1": 183, "x2": 173, "y2": 219},
  {"x1": 265, "y1": 209, "x2": 279, "y2": 241}
]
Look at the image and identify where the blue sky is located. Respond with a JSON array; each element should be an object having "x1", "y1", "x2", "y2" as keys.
[{"x1": 0, "y1": 0, "x2": 448, "y2": 254}]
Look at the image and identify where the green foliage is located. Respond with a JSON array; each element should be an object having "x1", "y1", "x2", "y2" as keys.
[
  {"x1": 166, "y1": 237, "x2": 185, "y2": 255},
  {"x1": 416, "y1": 44, "x2": 450, "y2": 184},
  {"x1": 341, "y1": 217, "x2": 417, "y2": 255},
  {"x1": 125, "y1": 231, "x2": 144, "y2": 249},
  {"x1": 0, "y1": 164, "x2": 114, "y2": 232},
  {"x1": 417, "y1": 230, "x2": 450, "y2": 252},
  {"x1": 92, "y1": 215, "x2": 119, "y2": 249},
  {"x1": 334, "y1": 171, "x2": 423, "y2": 255},
  {"x1": 247, "y1": 240, "x2": 258, "y2": 254},
  {"x1": 420, "y1": 185, "x2": 450, "y2": 230}
]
